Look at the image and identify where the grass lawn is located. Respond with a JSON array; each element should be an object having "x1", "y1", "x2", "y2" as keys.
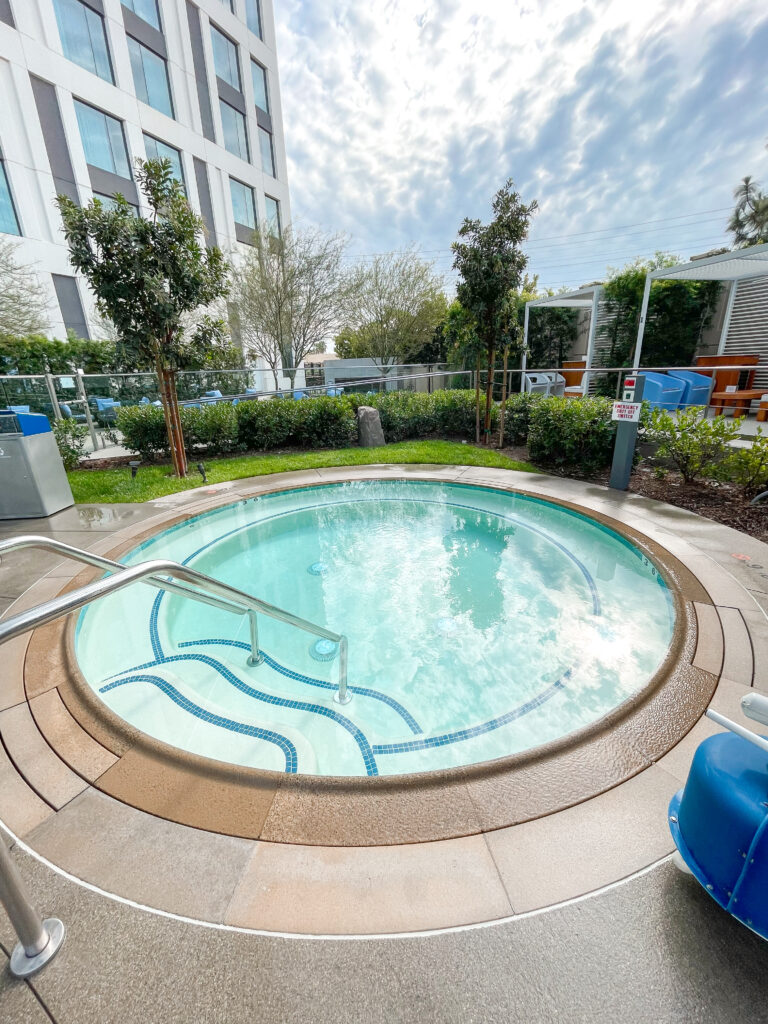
[{"x1": 68, "y1": 440, "x2": 538, "y2": 503}]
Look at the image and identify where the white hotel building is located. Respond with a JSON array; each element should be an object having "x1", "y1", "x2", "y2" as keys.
[{"x1": 0, "y1": 0, "x2": 290, "y2": 338}]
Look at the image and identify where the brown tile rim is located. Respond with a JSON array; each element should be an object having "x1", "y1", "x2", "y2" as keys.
[{"x1": 25, "y1": 469, "x2": 713, "y2": 845}]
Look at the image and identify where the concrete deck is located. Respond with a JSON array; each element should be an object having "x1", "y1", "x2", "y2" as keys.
[{"x1": 2, "y1": 468, "x2": 768, "y2": 1019}]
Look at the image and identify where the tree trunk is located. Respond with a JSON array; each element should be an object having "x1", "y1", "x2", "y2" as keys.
[
  {"x1": 483, "y1": 344, "x2": 495, "y2": 443},
  {"x1": 475, "y1": 355, "x2": 481, "y2": 444},
  {"x1": 155, "y1": 354, "x2": 187, "y2": 477},
  {"x1": 498, "y1": 346, "x2": 509, "y2": 448}
]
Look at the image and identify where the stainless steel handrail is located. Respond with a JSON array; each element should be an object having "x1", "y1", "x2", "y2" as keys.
[{"x1": 0, "y1": 537, "x2": 350, "y2": 703}]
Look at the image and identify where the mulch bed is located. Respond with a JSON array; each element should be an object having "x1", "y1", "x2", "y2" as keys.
[{"x1": 629, "y1": 466, "x2": 768, "y2": 541}]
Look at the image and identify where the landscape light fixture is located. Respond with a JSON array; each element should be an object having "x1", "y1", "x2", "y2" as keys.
[
  {"x1": 128, "y1": 461, "x2": 141, "y2": 479},
  {"x1": 197, "y1": 462, "x2": 207, "y2": 483}
]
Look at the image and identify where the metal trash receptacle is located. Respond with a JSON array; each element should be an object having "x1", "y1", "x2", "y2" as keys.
[
  {"x1": 523, "y1": 373, "x2": 551, "y2": 395},
  {"x1": 0, "y1": 412, "x2": 74, "y2": 519}
]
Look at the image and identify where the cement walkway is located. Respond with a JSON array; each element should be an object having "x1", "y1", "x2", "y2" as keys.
[{"x1": 2, "y1": 485, "x2": 768, "y2": 1021}]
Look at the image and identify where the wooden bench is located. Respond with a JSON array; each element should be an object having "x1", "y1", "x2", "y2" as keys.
[{"x1": 710, "y1": 389, "x2": 768, "y2": 416}]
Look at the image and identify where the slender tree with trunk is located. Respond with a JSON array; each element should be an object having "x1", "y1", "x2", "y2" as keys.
[
  {"x1": 229, "y1": 227, "x2": 351, "y2": 390},
  {"x1": 0, "y1": 238, "x2": 50, "y2": 337},
  {"x1": 57, "y1": 159, "x2": 229, "y2": 477},
  {"x1": 452, "y1": 180, "x2": 537, "y2": 442},
  {"x1": 341, "y1": 249, "x2": 447, "y2": 373}
]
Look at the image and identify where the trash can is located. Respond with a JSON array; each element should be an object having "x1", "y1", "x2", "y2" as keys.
[
  {"x1": 0, "y1": 411, "x2": 74, "y2": 519},
  {"x1": 524, "y1": 373, "x2": 553, "y2": 396}
]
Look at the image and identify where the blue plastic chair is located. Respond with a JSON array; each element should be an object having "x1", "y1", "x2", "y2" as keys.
[
  {"x1": 245, "y1": 387, "x2": 259, "y2": 395},
  {"x1": 326, "y1": 387, "x2": 344, "y2": 397},
  {"x1": 666, "y1": 371, "x2": 713, "y2": 408},
  {"x1": 139, "y1": 396, "x2": 150, "y2": 405},
  {"x1": 203, "y1": 389, "x2": 223, "y2": 399},
  {"x1": 9, "y1": 404, "x2": 30, "y2": 414},
  {"x1": 293, "y1": 390, "x2": 307, "y2": 400},
  {"x1": 639, "y1": 372, "x2": 686, "y2": 411}
]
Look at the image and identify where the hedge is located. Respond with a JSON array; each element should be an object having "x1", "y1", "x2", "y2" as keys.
[
  {"x1": 116, "y1": 389, "x2": 557, "y2": 462},
  {"x1": 527, "y1": 396, "x2": 617, "y2": 474}
]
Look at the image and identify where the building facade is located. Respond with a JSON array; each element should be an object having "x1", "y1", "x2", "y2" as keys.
[{"x1": 0, "y1": 0, "x2": 290, "y2": 338}]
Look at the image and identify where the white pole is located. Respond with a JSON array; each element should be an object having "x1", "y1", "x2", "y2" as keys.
[
  {"x1": 520, "y1": 304, "x2": 530, "y2": 392},
  {"x1": 717, "y1": 280, "x2": 739, "y2": 356},
  {"x1": 582, "y1": 287, "x2": 601, "y2": 394},
  {"x1": 632, "y1": 275, "x2": 653, "y2": 370}
]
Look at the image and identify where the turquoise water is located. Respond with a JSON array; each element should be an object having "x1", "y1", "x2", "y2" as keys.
[{"x1": 75, "y1": 481, "x2": 676, "y2": 777}]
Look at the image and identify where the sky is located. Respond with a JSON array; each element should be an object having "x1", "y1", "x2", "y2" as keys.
[{"x1": 273, "y1": 0, "x2": 768, "y2": 295}]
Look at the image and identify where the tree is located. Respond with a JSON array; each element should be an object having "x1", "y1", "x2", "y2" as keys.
[
  {"x1": 0, "y1": 239, "x2": 50, "y2": 337},
  {"x1": 229, "y1": 227, "x2": 350, "y2": 390},
  {"x1": 452, "y1": 180, "x2": 537, "y2": 442},
  {"x1": 595, "y1": 254, "x2": 720, "y2": 396},
  {"x1": 57, "y1": 159, "x2": 229, "y2": 477},
  {"x1": 513, "y1": 275, "x2": 578, "y2": 368},
  {"x1": 341, "y1": 249, "x2": 447, "y2": 371},
  {"x1": 728, "y1": 175, "x2": 768, "y2": 247}
]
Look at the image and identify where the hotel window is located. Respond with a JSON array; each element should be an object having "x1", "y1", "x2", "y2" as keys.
[
  {"x1": 217, "y1": 0, "x2": 235, "y2": 11},
  {"x1": 245, "y1": 0, "x2": 262, "y2": 38},
  {"x1": 258, "y1": 127, "x2": 275, "y2": 177},
  {"x1": 128, "y1": 36, "x2": 174, "y2": 117},
  {"x1": 265, "y1": 194, "x2": 280, "y2": 237},
  {"x1": 219, "y1": 100, "x2": 249, "y2": 160},
  {"x1": 251, "y1": 60, "x2": 269, "y2": 113},
  {"x1": 210, "y1": 24, "x2": 241, "y2": 91},
  {"x1": 74, "y1": 100, "x2": 131, "y2": 179},
  {"x1": 53, "y1": 0, "x2": 113, "y2": 83},
  {"x1": 143, "y1": 135, "x2": 185, "y2": 188},
  {"x1": 0, "y1": 159, "x2": 20, "y2": 235},
  {"x1": 93, "y1": 193, "x2": 137, "y2": 214},
  {"x1": 229, "y1": 178, "x2": 257, "y2": 232},
  {"x1": 121, "y1": 0, "x2": 161, "y2": 31}
]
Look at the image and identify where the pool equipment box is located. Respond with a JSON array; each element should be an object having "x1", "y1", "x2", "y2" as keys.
[{"x1": 0, "y1": 412, "x2": 74, "y2": 519}]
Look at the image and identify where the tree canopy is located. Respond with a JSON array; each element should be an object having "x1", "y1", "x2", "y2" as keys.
[
  {"x1": 0, "y1": 239, "x2": 50, "y2": 338},
  {"x1": 338, "y1": 249, "x2": 446, "y2": 370},
  {"x1": 728, "y1": 174, "x2": 768, "y2": 248},
  {"x1": 229, "y1": 227, "x2": 350, "y2": 388},
  {"x1": 57, "y1": 158, "x2": 229, "y2": 475}
]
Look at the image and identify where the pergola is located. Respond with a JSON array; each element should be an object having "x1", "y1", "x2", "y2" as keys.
[
  {"x1": 632, "y1": 242, "x2": 768, "y2": 368},
  {"x1": 521, "y1": 284, "x2": 603, "y2": 393}
]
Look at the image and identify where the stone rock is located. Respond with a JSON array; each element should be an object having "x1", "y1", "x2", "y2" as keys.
[{"x1": 357, "y1": 406, "x2": 386, "y2": 447}]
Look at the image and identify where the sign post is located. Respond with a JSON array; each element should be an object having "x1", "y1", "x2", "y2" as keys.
[{"x1": 609, "y1": 374, "x2": 645, "y2": 490}]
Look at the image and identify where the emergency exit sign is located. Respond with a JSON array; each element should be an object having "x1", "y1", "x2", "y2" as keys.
[{"x1": 612, "y1": 401, "x2": 642, "y2": 422}]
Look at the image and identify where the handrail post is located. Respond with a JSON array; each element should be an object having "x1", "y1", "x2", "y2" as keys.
[
  {"x1": 246, "y1": 609, "x2": 264, "y2": 666},
  {"x1": 0, "y1": 836, "x2": 65, "y2": 978},
  {"x1": 334, "y1": 636, "x2": 351, "y2": 705}
]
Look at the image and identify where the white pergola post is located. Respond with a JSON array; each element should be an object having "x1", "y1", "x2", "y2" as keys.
[
  {"x1": 717, "y1": 280, "x2": 739, "y2": 356},
  {"x1": 632, "y1": 275, "x2": 652, "y2": 370},
  {"x1": 582, "y1": 287, "x2": 601, "y2": 394},
  {"x1": 520, "y1": 304, "x2": 530, "y2": 392}
]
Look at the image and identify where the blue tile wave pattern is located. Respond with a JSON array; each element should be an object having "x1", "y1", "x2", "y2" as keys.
[
  {"x1": 100, "y1": 674, "x2": 299, "y2": 772},
  {"x1": 107, "y1": 650, "x2": 380, "y2": 776},
  {"x1": 177, "y1": 638, "x2": 423, "y2": 735},
  {"x1": 372, "y1": 671, "x2": 571, "y2": 756}
]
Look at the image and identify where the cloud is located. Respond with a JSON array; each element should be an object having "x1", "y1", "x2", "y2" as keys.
[{"x1": 274, "y1": 0, "x2": 768, "y2": 290}]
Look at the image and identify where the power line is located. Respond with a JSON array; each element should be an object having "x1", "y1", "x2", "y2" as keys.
[{"x1": 340, "y1": 206, "x2": 734, "y2": 260}]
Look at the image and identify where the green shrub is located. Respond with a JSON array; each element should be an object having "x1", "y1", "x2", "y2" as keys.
[
  {"x1": 53, "y1": 419, "x2": 89, "y2": 469},
  {"x1": 182, "y1": 403, "x2": 239, "y2": 455},
  {"x1": 717, "y1": 430, "x2": 768, "y2": 497},
  {"x1": 528, "y1": 396, "x2": 616, "y2": 474},
  {"x1": 116, "y1": 404, "x2": 168, "y2": 460},
  {"x1": 291, "y1": 395, "x2": 356, "y2": 448},
  {"x1": 432, "y1": 389, "x2": 485, "y2": 438},
  {"x1": 235, "y1": 396, "x2": 297, "y2": 450},
  {"x1": 646, "y1": 407, "x2": 741, "y2": 484},
  {"x1": 502, "y1": 392, "x2": 543, "y2": 446}
]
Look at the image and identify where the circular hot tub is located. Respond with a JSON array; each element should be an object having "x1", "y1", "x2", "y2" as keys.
[{"x1": 73, "y1": 480, "x2": 676, "y2": 778}]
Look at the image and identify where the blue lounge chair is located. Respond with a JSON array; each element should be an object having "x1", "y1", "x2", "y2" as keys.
[
  {"x1": 666, "y1": 370, "x2": 713, "y2": 408},
  {"x1": 670, "y1": 693, "x2": 768, "y2": 941},
  {"x1": 639, "y1": 372, "x2": 686, "y2": 411}
]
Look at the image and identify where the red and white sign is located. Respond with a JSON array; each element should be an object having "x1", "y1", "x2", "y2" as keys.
[{"x1": 612, "y1": 401, "x2": 642, "y2": 422}]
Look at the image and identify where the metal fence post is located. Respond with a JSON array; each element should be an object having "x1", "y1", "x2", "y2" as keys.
[{"x1": 0, "y1": 835, "x2": 65, "y2": 978}]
